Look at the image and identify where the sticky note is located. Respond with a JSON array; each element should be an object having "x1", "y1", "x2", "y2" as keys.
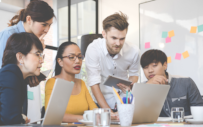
[
  {"x1": 190, "y1": 26, "x2": 197, "y2": 33},
  {"x1": 167, "y1": 57, "x2": 172, "y2": 63},
  {"x1": 145, "y1": 42, "x2": 150, "y2": 49},
  {"x1": 198, "y1": 24, "x2": 203, "y2": 32},
  {"x1": 166, "y1": 37, "x2": 171, "y2": 43},
  {"x1": 175, "y1": 53, "x2": 181, "y2": 60},
  {"x1": 182, "y1": 51, "x2": 189, "y2": 59},
  {"x1": 28, "y1": 91, "x2": 34, "y2": 100},
  {"x1": 168, "y1": 30, "x2": 175, "y2": 37},
  {"x1": 162, "y1": 32, "x2": 168, "y2": 38}
]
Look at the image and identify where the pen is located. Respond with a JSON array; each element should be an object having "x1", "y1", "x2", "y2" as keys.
[
  {"x1": 73, "y1": 122, "x2": 82, "y2": 124},
  {"x1": 126, "y1": 90, "x2": 128, "y2": 104}
]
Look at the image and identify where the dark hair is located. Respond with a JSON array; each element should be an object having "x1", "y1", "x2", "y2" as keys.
[
  {"x1": 103, "y1": 11, "x2": 129, "y2": 32},
  {"x1": 2, "y1": 32, "x2": 43, "y2": 67},
  {"x1": 55, "y1": 41, "x2": 77, "y2": 76},
  {"x1": 140, "y1": 49, "x2": 167, "y2": 68},
  {"x1": 8, "y1": 0, "x2": 55, "y2": 26}
]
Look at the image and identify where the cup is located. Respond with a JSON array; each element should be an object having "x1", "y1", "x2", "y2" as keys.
[
  {"x1": 93, "y1": 108, "x2": 111, "y2": 127},
  {"x1": 171, "y1": 107, "x2": 184, "y2": 122},
  {"x1": 117, "y1": 104, "x2": 134, "y2": 126},
  {"x1": 191, "y1": 106, "x2": 203, "y2": 121},
  {"x1": 83, "y1": 110, "x2": 93, "y2": 121}
]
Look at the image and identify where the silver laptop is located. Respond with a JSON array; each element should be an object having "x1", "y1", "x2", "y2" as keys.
[
  {"x1": 131, "y1": 83, "x2": 170, "y2": 124},
  {"x1": 42, "y1": 78, "x2": 74, "y2": 125}
]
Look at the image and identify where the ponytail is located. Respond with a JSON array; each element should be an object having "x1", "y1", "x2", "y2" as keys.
[
  {"x1": 8, "y1": 9, "x2": 25, "y2": 26},
  {"x1": 8, "y1": 1, "x2": 55, "y2": 26}
]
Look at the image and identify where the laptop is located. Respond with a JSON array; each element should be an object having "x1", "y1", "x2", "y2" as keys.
[
  {"x1": 131, "y1": 83, "x2": 170, "y2": 124},
  {"x1": 42, "y1": 78, "x2": 74, "y2": 125}
]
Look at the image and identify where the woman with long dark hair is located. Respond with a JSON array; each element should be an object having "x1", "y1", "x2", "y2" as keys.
[
  {"x1": 0, "y1": 0, "x2": 55, "y2": 86},
  {"x1": 0, "y1": 32, "x2": 44, "y2": 125},
  {"x1": 45, "y1": 42, "x2": 98, "y2": 122}
]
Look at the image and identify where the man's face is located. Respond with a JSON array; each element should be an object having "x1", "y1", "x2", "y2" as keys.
[
  {"x1": 102, "y1": 27, "x2": 127, "y2": 55},
  {"x1": 143, "y1": 61, "x2": 167, "y2": 80}
]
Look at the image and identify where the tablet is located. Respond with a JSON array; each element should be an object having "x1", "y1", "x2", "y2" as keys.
[{"x1": 103, "y1": 76, "x2": 132, "y2": 89}]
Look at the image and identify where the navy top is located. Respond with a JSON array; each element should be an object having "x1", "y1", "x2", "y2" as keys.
[{"x1": 0, "y1": 64, "x2": 27, "y2": 125}]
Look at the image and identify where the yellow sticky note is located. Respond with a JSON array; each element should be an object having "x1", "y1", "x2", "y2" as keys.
[
  {"x1": 190, "y1": 26, "x2": 197, "y2": 33},
  {"x1": 182, "y1": 51, "x2": 189, "y2": 59},
  {"x1": 168, "y1": 30, "x2": 175, "y2": 37},
  {"x1": 167, "y1": 57, "x2": 172, "y2": 63}
]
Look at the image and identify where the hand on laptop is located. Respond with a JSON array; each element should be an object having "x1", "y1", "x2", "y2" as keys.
[
  {"x1": 146, "y1": 75, "x2": 168, "y2": 84},
  {"x1": 25, "y1": 118, "x2": 30, "y2": 124},
  {"x1": 111, "y1": 112, "x2": 119, "y2": 120},
  {"x1": 117, "y1": 83, "x2": 131, "y2": 93}
]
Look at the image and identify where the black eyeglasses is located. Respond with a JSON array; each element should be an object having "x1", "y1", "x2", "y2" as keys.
[{"x1": 62, "y1": 55, "x2": 84, "y2": 61}]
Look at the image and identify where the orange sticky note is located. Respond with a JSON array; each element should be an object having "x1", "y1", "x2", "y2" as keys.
[
  {"x1": 182, "y1": 51, "x2": 189, "y2": 59},
  {"x1": 167, "y1": 57, "x2": 172, "y2": 63},
  {"x1": 190, "y1": 26, "x2": 197, "y2": 33},
  {"x1": 168, "y1": 30, "x2": 175, "y2": 37}
]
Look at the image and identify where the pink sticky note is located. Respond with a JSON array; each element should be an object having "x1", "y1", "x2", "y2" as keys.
[
  {"x1": 166, "y1": 37, "x2": 171, "y2": 43},
  {"x1": 175, "y1": 53, "x2": 181, "y2": 60},
  {"x1": 145, "y1": 42, "x2": 150, "y2": 49}
]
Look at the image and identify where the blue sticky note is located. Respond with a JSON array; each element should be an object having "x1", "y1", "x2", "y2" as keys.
[
  {"x1": 28, "y1": 91, "x2": 34, "y2": 100},
  {"x1": 198, "y1": 24, "x2": 203, "y2": 32},
  {"x1": 162, "y1": 32, "x2": 168, "y2": 38}
]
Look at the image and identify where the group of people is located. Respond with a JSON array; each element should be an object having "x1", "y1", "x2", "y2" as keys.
[{"x1": 0, "y1": 0, "x2": 203, "y2": 125}]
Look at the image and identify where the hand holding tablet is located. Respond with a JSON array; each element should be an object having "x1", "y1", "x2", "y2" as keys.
[{"x1": 103, "y1": 76, "x2": 132, "y2": 89}]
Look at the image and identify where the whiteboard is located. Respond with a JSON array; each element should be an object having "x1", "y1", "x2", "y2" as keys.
[{"x1": 139, "y1": 0, "x2": 203, "y2": 94}]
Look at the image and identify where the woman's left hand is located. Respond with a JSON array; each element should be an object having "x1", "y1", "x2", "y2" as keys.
[
  {"x1": 39, "y1": 33, "x2": 46, "y2": 49},
  {"x1": 26, "y1": 76, "x2": 40, "y2": 87}
]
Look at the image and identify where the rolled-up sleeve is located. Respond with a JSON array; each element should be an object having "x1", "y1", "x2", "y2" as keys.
[
  {"x1": 85, "y1": 44, "x2": 101, "y2": 87},
  {"x1": 128, "y1": 49, "x2": 140, "y2": 76}
]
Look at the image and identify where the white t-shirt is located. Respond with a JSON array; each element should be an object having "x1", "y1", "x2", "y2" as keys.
[{"x1": 85, "y1": 38, "x2": 140, "y2": 108}]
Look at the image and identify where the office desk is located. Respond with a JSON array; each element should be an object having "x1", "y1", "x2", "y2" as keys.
[{"x1": 67, "y1": 121, "x2": 191, "y2": 127}]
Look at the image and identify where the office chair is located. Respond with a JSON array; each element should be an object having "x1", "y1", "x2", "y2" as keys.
[{"x1": 81, "y1": 34, "x2": 103, "y2": 57}]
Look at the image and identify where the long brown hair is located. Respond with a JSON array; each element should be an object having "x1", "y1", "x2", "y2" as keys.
[{"x1": 8, "y1": 0, "x2": 55, "y2": 26}]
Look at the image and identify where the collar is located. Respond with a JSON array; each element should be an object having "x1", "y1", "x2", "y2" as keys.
[
  {"x1": 103, "y1": 38, "x2": 123, "y2": 57},
  {"x1": 167, "y1": 72, "x2": 172, "y2": 83},
  {"x1": 17, "y1": 21, "x2": 26, "y2": 33}
]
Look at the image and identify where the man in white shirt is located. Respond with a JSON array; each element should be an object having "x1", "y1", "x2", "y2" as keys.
[{"x1": 85, "y1": 12, "x2": 140, "y2": 114}]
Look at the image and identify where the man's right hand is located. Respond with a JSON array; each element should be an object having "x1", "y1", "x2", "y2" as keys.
[
  {"x1": 111, "y1": 112, "x2": 119, "y2": 120},
  {"x1": 146, "y1": 75, "x2": 168, "y2": 84}
]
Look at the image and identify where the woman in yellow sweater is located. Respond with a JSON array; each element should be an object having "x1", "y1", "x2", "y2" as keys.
[{"x1": 45, "y1": 42, "x2": 98, "y2": 122}]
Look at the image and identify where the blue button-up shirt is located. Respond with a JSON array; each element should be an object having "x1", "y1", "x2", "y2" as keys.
[{"x1": 0, "y1": 21, "x2": 25, "y2": 68}]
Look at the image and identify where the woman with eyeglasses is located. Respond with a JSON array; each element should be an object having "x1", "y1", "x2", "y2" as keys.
[
  {"x1": 0, "y1": 0, "x2": 55, "y2": 87},
  {"x1": 0, "y1": 32, "x2": 44, "y2": 125},
  {"x1": 45, "y1": 42, "x2": 98, "y2": 122}
]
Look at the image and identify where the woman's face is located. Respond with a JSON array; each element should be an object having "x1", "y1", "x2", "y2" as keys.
[
  {"x1": 59, "y1": 45, "x2": 83, "y2": 75},
  {"x1": 30, "y1": 17, "x2": 53, "y2": 38},
  {"x1": 22, "y1": 46, "x2": 44, "y2": 76}
]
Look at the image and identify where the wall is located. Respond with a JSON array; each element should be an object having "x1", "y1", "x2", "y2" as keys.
[{"x1": 98, "y1": 0, "x2": 151, "y2": 47}]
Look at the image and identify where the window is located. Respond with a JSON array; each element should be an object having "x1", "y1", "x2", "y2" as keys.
[{"x1": 40, "y1": 0, "x2": 98, "y2": 106}]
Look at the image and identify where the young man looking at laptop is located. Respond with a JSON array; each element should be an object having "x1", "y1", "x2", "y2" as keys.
[
  {"x1": 141, "y1": 49, "x2": 203, "y2": 117},
  {"x1": 85, "y1": 12, "x2": 140, "y2": 116}
]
